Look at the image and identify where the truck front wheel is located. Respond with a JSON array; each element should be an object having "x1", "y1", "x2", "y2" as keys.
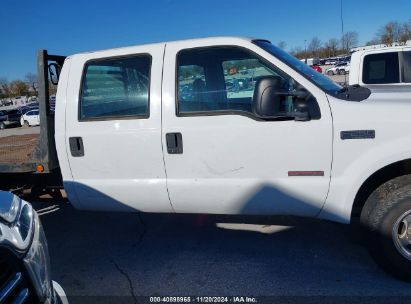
[{"x1": 360, "y1": 175, "x2": 411, "y2": 281}]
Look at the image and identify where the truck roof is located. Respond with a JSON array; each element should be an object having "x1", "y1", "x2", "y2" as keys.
[
  {"x1": 352, "y1": 45, "x2": 411, "y2": 56},
  {"x1": 67, "y1": 36, "x2": 260, "y2": 59}
]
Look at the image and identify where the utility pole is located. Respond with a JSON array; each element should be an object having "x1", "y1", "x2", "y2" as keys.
[
  {"x1": 340, "y1": 0, "x2": 345, "y2": 53},
  {"x1": 340, "y1": 0, "x2": 348, "y2": 86},
  {"x1": 304, "y1": 39, "x2": 307, "y2": 63}
]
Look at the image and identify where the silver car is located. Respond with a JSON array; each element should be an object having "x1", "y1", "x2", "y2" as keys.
[{"x1": 0, "y1": 191, "x2": 67, "y2": 303}]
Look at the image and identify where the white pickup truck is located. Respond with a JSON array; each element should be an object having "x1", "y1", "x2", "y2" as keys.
[
  {"x1": 349, "y1": 45, "x2": 411, "y2": 88},
  {"x1": 1, "y1": 37, "x2": 411, "y2": 280}
]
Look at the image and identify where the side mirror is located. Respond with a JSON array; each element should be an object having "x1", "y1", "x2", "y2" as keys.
[
  {"x1": 48, "y1": 63, "x2": 61, "y2": 85},
  {"x1": 252, "y1": 76, "x2": 283, "y2": 117}
]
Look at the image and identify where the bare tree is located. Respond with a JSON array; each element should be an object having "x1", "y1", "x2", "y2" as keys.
[
  {"x1": 366, "y1": 38, "x2": 380, "y2": 46},
  {"x1": 9, "y1": 80, "x2": 29, "y2": 97},
  {"x1": 325, "y1": 38, "x2": 339, "y2": 57},
  {"x1": 377, "y1": 21, "x2": 403, "y2": 46},
  {"x1": 399, "y1": 20, "x2": 411, "y2": 44},
  {"x1": 0, "y1": 78, "x2": 11, "y2": 98},
  {"x1": 289, "y1": 46, "x2": 303, "y2": 57},
  {"x1": 277, "y1": 41, "x2": 287, "y2": 50},
  {"x1": 308, "y1": 37, "x2": 322, "y2": 57},
  {"x1": 25, "y1": 73, "x2": 38, "y2": 95},
  {"x1": 341, "y1": 31, "x2": 359, "y2": 53}
]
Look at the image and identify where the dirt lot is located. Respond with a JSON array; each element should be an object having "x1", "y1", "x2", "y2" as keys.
[{"x1": 0, "y1": 133, "x2": 39, "y2": 163}]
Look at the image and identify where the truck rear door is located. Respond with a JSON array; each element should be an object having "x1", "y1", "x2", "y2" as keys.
[{"x1": 62, "y1": 44, "x2": 172, "y2": 212}]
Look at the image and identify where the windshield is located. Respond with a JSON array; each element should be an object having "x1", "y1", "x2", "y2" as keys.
[{"x1": 254, "y1": 40, "x2": 342, "y2": 94}]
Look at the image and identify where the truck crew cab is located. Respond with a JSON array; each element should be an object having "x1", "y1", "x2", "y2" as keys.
[{"x1": 1, "y1": 37, "x2": 411, "y2": 280}]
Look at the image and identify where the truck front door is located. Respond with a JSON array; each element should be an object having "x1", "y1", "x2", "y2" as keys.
[
  {"x1": 162, "y1": 39, "x2": 333, "y2": 216},
  {"x1": 63, "y1": 44, "x2": 172, "y2": 212}
]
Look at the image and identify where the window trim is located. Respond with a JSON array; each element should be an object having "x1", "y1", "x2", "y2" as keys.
[
  {"x1": 78, "y1": 53, "x2": 152, "y2": 122},
  {"x1": 362, "y1": 51, "x2": 401, "y2": 85},
  {"x1": 174, "y1": 45, "x2": 320, "y2": 121}
]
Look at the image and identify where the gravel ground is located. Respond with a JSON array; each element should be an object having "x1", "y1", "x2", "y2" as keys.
[{"x1": 29, "y1": 199, "x2": 411, "y2": 304}]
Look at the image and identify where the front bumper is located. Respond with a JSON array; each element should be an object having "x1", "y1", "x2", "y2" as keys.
[
  {"x1": 23, "y1": 211, "x2": 68, "y2": 304},
  {"x1": 0, "y1": 197, "x2": 68, "y2": 304}
]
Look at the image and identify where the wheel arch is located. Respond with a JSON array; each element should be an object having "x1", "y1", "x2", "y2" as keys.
[{"x1": 350, "y1": 158, "x2": 411, "y2": 223}]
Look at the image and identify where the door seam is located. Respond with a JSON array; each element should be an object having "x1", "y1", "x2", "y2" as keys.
[{"x1": 160, "y1": 43, "x2": 176, "y2": 213}]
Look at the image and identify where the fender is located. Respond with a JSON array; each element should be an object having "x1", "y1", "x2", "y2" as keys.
[{"x1": 320, "y1": 135, "x2": 411, "y2": 224}]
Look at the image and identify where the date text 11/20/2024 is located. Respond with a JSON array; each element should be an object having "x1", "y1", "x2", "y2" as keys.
[{"x1": 149, "y1": 296, "x2": 257, "y2": 303}]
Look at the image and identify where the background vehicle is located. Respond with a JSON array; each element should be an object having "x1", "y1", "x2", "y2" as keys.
[
  {"x1": 1, "y1": 37, "x2": 411, "y2": 280},
  {"x1": 0, "y1": 191, "x2": 68, "y2": 303},
  {"x1": 349, "y1": 45, "x2": 411, "y2": 87},
  {"x1": 18, "y1": 104, "x2": 39, "y2": 116},
  {"x1": 300, "y1": 57, "x2": 320, "y2": 66},
  {"x1": 326, "y1": 62, "x2": 350, "y2": 75},
  {"x1": 0, "y1": 109, "x2": 22, "y2": 130},
  {"x1": 311, "y1": 65, "x2": 322, "y2": 73},
  {"x1": 325, "y1": 58, "x2": 338, "y2": 65},
  {"x1": 21, "y1": 109, "x2": 40, "y2": 127}
]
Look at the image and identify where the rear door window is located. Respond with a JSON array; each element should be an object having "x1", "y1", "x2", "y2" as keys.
[
  {"x1": 362, "y1": 52, "x2": 400, "y2": 84},
  {"x1": 80, "y1": 55, "x2": 151, "y2": 120}
]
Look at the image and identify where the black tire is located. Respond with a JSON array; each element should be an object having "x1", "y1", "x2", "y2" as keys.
[
  {"x1": 338, "y1": 69, "x2": 345, "y2": 75},
  {"x1": 360, "y1": 174, "x2": 411, "y2": 281},
  {"x1": 327, "y1": 70, "x2": 334, "y2": 76},
  {"x1": 24, "y1": 121, "x2": 30, "y2": 128},
  {"x1": 0, "y1": 122, "x2": 5, "y2": 130}
]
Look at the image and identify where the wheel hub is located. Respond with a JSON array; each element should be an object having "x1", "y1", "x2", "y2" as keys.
[{"x1": 393, "y1": 209, "x2": 411, "y2": 261}]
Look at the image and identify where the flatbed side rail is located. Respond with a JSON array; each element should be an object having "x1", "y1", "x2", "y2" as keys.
[{"x1": 35, "y1": 50, "x2": 66, "y2": 173}]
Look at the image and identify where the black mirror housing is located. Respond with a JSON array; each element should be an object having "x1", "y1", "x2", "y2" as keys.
[{"x1": 252, "y1": 76, "x2": 283, "y2": 117}]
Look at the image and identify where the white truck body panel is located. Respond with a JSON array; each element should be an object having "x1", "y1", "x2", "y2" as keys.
[
  {"x1": 54, "y1": 36, "x2": 411, "y2": 224},
  {"x1": 162, "y1": 38, "x2": 332, "y2": 216},
  {"x1": 56, "y1": 43, "x2": 172, "y2": 212},
  {"x1": 320, "y1": 95, "x2": 411, "y2": 222}
]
